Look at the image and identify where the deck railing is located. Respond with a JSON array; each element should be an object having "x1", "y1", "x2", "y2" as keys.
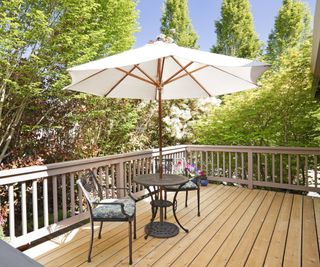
[
  {"x1": 0, "y1": 145, "x2": 187, "y2": 248},
  {"x1": 187, "y1": 145, "x2": 320, "y2": 192},
  {"x1": 0, "y1": 145, "x2": 319, "y2": 248}
]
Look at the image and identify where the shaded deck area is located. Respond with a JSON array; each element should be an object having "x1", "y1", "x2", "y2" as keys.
[{"x1": 24, "y1": 184, "x2": 320, "y2": 267}]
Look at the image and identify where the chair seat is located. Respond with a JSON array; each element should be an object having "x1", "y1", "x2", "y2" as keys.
[
  {"x1": 165, "y1": 180, "x2": 198, "y2": 191},
  {"x1": 92, "y1": 198, "x2": 135, "y2": 219}
]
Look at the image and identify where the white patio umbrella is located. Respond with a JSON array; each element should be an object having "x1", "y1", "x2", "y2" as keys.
[{"x1": 64, "y1": 40, "x2": 270, "y2": 177}]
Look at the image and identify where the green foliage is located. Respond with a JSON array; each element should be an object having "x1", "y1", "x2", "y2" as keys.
[
  {"x1": 161, "y1": 0, "x2": 198, "y2": 48},
  {"x1": 266, "y1": 0, "x2": 311, "y2": 62},
  {"x1": 159, "y1": 0, "x2": 208, "y2": 147},
  {"x1": 194, "y1": 40, "x2": 319, "y2": 147},
  {"x1": 211, "y1": 0, "x2": 262, "y2": 59},
  {"x1": 0, "y1": 0, "x2": 138, "y2": 165}
]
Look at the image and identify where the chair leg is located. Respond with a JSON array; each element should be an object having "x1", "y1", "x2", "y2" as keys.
[
  {"x1": 133, "y1": 212, "x2": 137, "y2": 239},
  {"x1": 88, "y1": 220, "x2": 94, "y2": 262},
  {"x1": 197, "y1": 187, "x2": 200, "y2": 217},
  {"x1": 185, "y1": 190, "x2": 188, "y2": 207},
  {"x1": 98, "y1": 221, "x2": 103, "y2": 239},
  {"x1": 129, "y1": 220, "x2": 133, "y2": 265}
]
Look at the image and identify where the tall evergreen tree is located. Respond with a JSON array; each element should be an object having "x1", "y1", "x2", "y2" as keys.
[
  {"x1": 211, "y1": 0, "x2": 261, "y2": 59},
  {"x1": 266, "y1": 0, "x2": 311, "y2": 62},
  {"x1": 157, "y1": 0, "x2": 203, "y2": 146},
  {"x1": 160, "y1": 0, "x2": 198, "y2": 48}
]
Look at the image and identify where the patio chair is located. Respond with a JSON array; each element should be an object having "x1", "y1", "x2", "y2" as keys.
[
  {"x1": 156, "y1": 158, "x2": 201, "y2": 218},
  {"x1": 77, "y1": 170, "x2": 137, "y2": 264}
]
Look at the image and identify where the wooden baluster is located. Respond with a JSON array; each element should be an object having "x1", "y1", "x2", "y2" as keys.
[
  {"x1": 77, "y1": 173, "x2": 83, "y2": 213},
  {"x1": 142, "y1": 158, "x2": 146, "y2": 174},
  {"x1": 257, "y1": 153, "x2": 261, "y2": 181},
  {"x1": 315, "y1": 155, "x2": 318, "y2": 188},
  {"x1": 235, "y1": 153, "x2": 238, "y2": 179},
  {"x1": 248, "y1": 151, "x2": 253, "y2": 189},
  {"x1": 211, "y1": 151, "x2": 214, "y2": 176},
  {"x1": 133, "y1": 161, "x2": 137, "y2": 193},
  {"x1": 241, "y1": 153, "x2": 244, "y2": 179},
  {"x1": 272, "y1": 154, "x2": 275, "y2": 183},
  {"x1": 229, "y1": 152, "x2": 232, "y2": 178},
  {"x1": 280, "y1": 154, "x2": 283, "y2": 184},
  {"x1": 206, "y1": 151, "x2": 208, "y2": 175},
  {"x1": 43, "y1": 178, "x2": 49, "y2": 227},
  {"x1": 296, "y1": 155, "x2": 299, "y2": 185},
  {"x1": 62, "y1": 174, "x2": 67, "y2": 220},
  {"x1": 21, "y1": 182, "x2": 27, "y2": 235},
  {"x1": 288, "y1": 155, "x2": 291, "y2": 185},
  {"x1": 32, "y1": 180, "x2": 38, "y2": 230},
  {"x1": 304, "y1": 156, "x2": 308, "y2": 186},
  {"x1": 264, "y1": 154, "x2": 268, "y2": 182},
  {"x1": 128, "y1": 162, "x2": 132, "y2": 192},
  {"x1": 217, "y1": 152, "x2": 220, "y2": 177},
  {"x1": 105, "y1": 166, "x2": 110, "y2": 196},
  {"x1": 70, "y1": 173, "x2": 75, "y2": 216},
  {"x1": 137, "y1": 159, "x2": 141, "y2": 191},
  {"x1": 222, "y1": 152, "x2": 226, "y2": 177},
  {"x1": 111, "y1": 165, "x2": 115, "y2": 197},
  {"x1": 9, "y1": 184, "x2": 15, "y2": 239},
  {"x1": 116, "y1": 162, "x2": 125, "y2": 197},
  {"x1": 53, "y1": 176, "x2": 58, "y2": 222}
]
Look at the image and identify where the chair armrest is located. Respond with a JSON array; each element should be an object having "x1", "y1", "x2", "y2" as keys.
[{"x1": 92, "y1": 202, "x2": 132, "y2": 217}]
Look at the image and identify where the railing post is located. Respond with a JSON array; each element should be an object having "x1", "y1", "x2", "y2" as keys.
[
  {"x1": 248, "y1": 150, "x2": 253, "y2": 189},
  {"x1": 116, "y1": 162, "x2": 125, "y2": 197}
]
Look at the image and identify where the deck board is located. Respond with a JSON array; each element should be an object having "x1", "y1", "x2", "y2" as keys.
[{"x1": 25, "y1": 184, "x2": 320, "y2": 267}]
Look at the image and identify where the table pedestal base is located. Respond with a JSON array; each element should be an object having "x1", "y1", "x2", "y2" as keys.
[{"x1": 145, "y1": 222, "x2": 179, "y2": 238}]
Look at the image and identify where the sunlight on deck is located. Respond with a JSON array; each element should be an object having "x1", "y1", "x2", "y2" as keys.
[{"x1": 24, "y1": 184, "x2": 320, "y2": 267}]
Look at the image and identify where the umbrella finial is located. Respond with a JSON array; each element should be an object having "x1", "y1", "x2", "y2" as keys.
[{"x1": 153, "y1": 32, "x2": 175, "y2": 44}]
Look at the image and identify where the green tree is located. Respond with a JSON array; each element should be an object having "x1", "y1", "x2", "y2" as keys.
[
  {"x1": 158, "y1": 0, "x2": 208, "y2": 147},
  {"x1": 194, "y1": 40, "x2": 319, "y2": 147},
  {"x1": 211, "y1": 0, "x2": 261, "y2": 59},
  {"x1": 0, "y1": 0, "x2": 138, "y2": 165},
  {"x1": 266, "y1": 0, "x2": 311, "y2": 62},
  {"x1": 161, "y1": 0, "x2": 198, "y2": 48}
]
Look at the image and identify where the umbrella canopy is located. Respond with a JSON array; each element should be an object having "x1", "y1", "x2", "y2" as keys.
[
  {"x1": 65, "y1": 41, "x2": 269, "y2": 99},
  {"x1": 65, "y1": 40, "x2": 270, "y2": 177}
]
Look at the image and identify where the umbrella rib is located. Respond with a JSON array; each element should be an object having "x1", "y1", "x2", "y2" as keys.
[
  {"x1": 116, "y1": 67, "x2": 156, "y2": 86},
  {"x1": 64, "y1": 68, "x2": 110, "y2": 90},
  {"x1": 134, "y1": 65, "x2": 159, "y2": 86},
  {"x1": 208, "y1": 65, "x2": 261, "y2": 87},
  {"x1": 159, "y1": 57, "x2": 165, "y2": 85},
  {"x1": 105, "y1": 65, "x2": 137, "y2": 97},
  {"x1": 164, "y1": 65, "x2": 209, "y2": 85},
  {"x1": 171, "y1": 56, "x2": 212, "y2": 97},
  {"x1": 162, "y1": 61, "x2": 194, "y2": 85}
]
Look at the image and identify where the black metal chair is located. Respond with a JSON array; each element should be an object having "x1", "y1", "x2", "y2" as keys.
[
  {"x1": 156, "y1": 158, "x2": 201, "y2": 217},
  {"x1": 77, "y1": 170, "x2": 137, "y2": 264}
]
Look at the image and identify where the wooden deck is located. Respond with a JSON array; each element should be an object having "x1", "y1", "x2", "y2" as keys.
[{"x1": 24, "y1": 184, "x2": 320, "y2": 267}]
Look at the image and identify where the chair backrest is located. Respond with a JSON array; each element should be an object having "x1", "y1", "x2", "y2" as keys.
[
  {"x1": 155, "y1": 158, "x2": 186, "y2": 175},
  {"x1": 77, "y1": 170, "x2": 103, "y2": 209}
]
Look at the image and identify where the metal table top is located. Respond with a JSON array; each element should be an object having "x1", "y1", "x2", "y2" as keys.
[{"x1": 133, "y1": 173, "x2": 188, "y2": 187}]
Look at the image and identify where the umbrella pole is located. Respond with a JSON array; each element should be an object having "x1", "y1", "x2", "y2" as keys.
[{"x1": 158, "y1": 87, "x2": 163, "y2": 179}]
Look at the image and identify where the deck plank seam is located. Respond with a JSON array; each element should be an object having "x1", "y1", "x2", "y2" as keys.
[
  {"x1": 242, "y1": 191, "x2": 278, "y2": 266},
  {"x1": 209, "y1": 190, "x2": 269, "y2": 267},
  {"x1": 187, "y1": 190, "x2": 262, "y2": 266},
  {"x1": 169, "y1": 188, "x2": 252, "y2": 266}
]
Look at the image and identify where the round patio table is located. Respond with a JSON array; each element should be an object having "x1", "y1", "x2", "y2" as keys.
[{"x1": 133, "y1": 173, "x2": 189, "y2": 238}]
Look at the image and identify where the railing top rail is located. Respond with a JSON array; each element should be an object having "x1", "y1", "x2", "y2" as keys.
[
  {"x1": 0, "y1": 144, "x2": 319, "y2": 185},
  {"x1": 187, "y1": 145, "x2": 320, "y2": 154},
  {"x1": 0, "y1": 145, "x2": 187, "y2": 184}
]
